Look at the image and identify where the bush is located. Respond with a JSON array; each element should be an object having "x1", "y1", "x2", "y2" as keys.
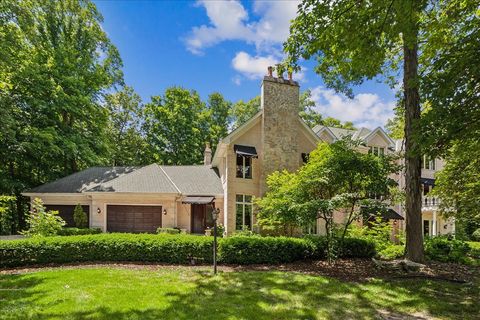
[
  {"x1": 304, "y1": 235, "x2": 376, "y2": 259},
  {"x1": 468, "y1": 242, "x2": 480, "y2": 259},
  {"x1": 425, "y1": 236, "x2": 471, "y2": 263},
  {"x1": 22, "y1": 198, "x2": 65, "y2": 237},
  {"x1": 73, "y1": 204, "x2": 88, "y2": 228},
  {"x1": 378, "y1": 245, "x2": 404, "y2": 260},
  {"x1": 58, "y1": 227, "x2": 102, "y2": 236},
  {"x1": 156, "y1": 227, "x2": 180, "y2": 234},
  {"x1": 0, "y1": 233, "x2": 214, "y2": 268},
  {"x1": 0, "y1": 196, "x2": 17, "y2": 235},
  {"x1": 218, "y1": 236, "x2": 313, "y2": 264},
  {"x1": 472, "y1": 229, "x2": 480, "y2": 241}
]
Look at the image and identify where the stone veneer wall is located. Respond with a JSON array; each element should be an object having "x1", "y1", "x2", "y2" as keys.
[{"x1": 260, "y1": 76, "x2": 300, "y2": 194}]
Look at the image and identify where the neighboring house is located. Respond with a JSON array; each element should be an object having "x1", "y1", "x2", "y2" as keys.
[{"x1": 23, "y1": 70, "x2": 454, "y2": 236}]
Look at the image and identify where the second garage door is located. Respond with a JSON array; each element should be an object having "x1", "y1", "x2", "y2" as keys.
[{"x1": 107, "y1": 205, "x2": 162, "y2": 233}]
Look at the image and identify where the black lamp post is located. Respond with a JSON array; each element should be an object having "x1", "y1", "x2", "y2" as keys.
[{"x1": 211, "y1": 207, "x2": 220, "y2": 275}]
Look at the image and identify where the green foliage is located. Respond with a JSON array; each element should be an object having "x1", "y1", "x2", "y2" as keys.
[
  {"x1": 321, "y1": 117, "x2": 355, "y2": 130},
  {"x1": 73, "y1": 204, "x2": 88, "y2": 228},
  {"x1": 206, "y1": 93, "x2": 231, "y2": 153},
  {"x1": 157, "y1": 227, "x2": 181, "y2": 235},
  {"x1": 378, "y1": 245, "x2": 405, "y2": 261},
  {"x1": 348, "y1": 218, "x2": 395, "y2": 252},
  {"x1": 230, "y1": 96, "x2": 260, "y2": 129},
  {"x1": 303, "y1": 235, "x2": 376, "y2": 260},
  {"x1": 424, "y1": 236, "x2": 471, "y2": 264},
  {"x1": 57, "y1": 227, "x2": 102, "y2": 236},
  {"x1": 0, "y1": 196, "x2": 16, "y2": 235},
  {"x1": 22, "y1": 198, "x2": 65, "y2": 237},
  {"x1": 472, "y1": 229, "x2": 480, "y2": 242},
  {"x1": 0, "y1": 0, "x2": 123, "y2": 203},
  {"x1": 105, "y1": 86, "x2": 148, "y2": 166},
  {"x1": 218, "y1": 236, "x2": 314, "y2": 264},
  {"x1": 143, "y1": 87, "x2": 210, "y2": 165}
]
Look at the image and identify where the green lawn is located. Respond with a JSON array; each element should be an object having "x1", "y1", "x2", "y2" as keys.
[{"x1": 0, "y1": 266, "x2": 478, "y2": 320}]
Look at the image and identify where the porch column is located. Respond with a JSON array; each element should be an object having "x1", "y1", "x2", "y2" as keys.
[{"x1": 432, "y1": 211, "x2": 437, "y2": 236}]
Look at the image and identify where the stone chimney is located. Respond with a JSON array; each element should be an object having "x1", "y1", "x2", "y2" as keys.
[
  {"x1": 203, "y1": 143, "x2": 212, "y2": 165},
  {"x1": 260, "y1": 66, "x2": 300, "y2": 194}
]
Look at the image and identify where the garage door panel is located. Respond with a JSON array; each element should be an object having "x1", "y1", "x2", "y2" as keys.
[{"x1": 107, "y1": 205, "x2": 162, "y2": 233}]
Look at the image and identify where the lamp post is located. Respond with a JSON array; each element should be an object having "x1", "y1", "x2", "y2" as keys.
[{"x1": 211, "y1": 208, "x2": 220, "y2": 275}]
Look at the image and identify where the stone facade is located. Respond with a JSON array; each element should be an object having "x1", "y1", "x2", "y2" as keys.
[{"x1": 260, "y1": 76, "x2": 301, "y2": 194}]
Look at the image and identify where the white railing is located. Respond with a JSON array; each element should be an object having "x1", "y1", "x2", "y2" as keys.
[{"x1": 422, "y1": 197, "x2": 440, "y2": 210}]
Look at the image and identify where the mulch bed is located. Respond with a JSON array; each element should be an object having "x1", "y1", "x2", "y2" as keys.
[{"x1": 1, "y1": 259, "x2": 478, "y2": 283}]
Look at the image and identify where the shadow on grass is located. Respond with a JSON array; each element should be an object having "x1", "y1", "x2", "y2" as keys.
[{"x1": 0, "y1": 269, "x2": 478, "y2": 320}]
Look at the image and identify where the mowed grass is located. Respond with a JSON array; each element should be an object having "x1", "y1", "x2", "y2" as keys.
[{"x1": 0, "y1": 266, "x2": 479, "y2": 320}]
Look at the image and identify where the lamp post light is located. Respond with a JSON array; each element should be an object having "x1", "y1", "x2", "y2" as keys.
[{"x1": 211, "y1": 207, "x2": 220, "y2": 275}]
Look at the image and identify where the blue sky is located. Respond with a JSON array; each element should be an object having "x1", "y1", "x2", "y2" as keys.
[{"x1": 95, "y1": 0, "x2": 397, "y2": 129}]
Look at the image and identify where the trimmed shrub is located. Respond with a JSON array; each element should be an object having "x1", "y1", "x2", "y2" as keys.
[
  {"x1": 73, "y1": 204, "x2": 88, "y2": 228},
  {"x1": 472, "y1": 229, "x2": 480, "y2": 241},
  {"x1": 157, "y1": 227, "x2": 181, "y2": 234},
  {"x1": 218, "y1": 236, "x2": 314, "y2": 264},
  {"x1": 304, "y1": 235, "x2": 376, "y2": 259},
  {"x1": 0, "y1": 233, "x2": 213, "y2": 268},
  {"x1": 58, "y1": 228, "x2": 102, "y2": 236},
  {"x1": 22, "y1": 198, "x2": 65, "y2": 237},
  {"x1": 425, "y1": 236, "x2": 471, "y2": 263},
  {"x1": 378, "y1": 245, "x2": 404, "y2": 260}
]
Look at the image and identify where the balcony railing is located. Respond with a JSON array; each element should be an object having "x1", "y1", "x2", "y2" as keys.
[{"x1": 422, "y1": 197, "x2": 440, "y2": 210}]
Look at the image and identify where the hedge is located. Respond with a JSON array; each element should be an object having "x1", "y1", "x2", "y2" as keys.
[
  {"x1": 219, "y1": 236, "x2": 314, "y2": 264},
  {"x1": 0, "y1": 233, "x2": 213, "y2": 268},
  {"x1": 0, "y1": 234, "x2": 377, "y2": 268},
  {"x1": 57, "y1": 228, "x2": 102, "y2": 236},
  {"x1": 425, "y1": 236, "x2": 471, "y2": 263},
  {"x1": 304, "y1": 235, "x2": 376, "y2": 259}
]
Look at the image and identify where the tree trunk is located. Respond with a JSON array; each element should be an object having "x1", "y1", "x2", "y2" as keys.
[{"x1": 403, "y1": 25, "x2": 424, "y2": 262}]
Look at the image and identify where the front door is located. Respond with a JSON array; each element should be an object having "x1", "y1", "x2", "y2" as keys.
[{"x1": 191, "y1": 204, "x2": 214, "y2": 234}]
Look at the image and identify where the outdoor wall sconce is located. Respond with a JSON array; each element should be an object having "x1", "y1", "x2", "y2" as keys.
[
  {"x1": 97, "y1": 207, "x2": 101, "y2": 214},
  {"x1": 162, "y1": 209, "x2": 167, "y2": 215}
]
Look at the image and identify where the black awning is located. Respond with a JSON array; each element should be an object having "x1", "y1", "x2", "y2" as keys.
[
  {"x1": 234, "y1": 144, "x2": 258, "y2": 158},
  {"x1": 421, "y1": 178, "x2": 435, "y2": 186},
  {"x1": 361, "y1": 206, "x2": 404, "y2": 220},
  {"x1": 182, "y1": 196, "x2": 215, "y2": 204}
]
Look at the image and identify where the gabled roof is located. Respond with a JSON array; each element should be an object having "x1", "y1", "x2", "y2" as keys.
[
  {"x1": 26, "y1": 167, "x2": 138, "y2": 193},
  {"x1": 25, "y1": 164, "x2": 223, "y2": 196},
  {"x1": 313, "y1": 125, "x2": 394, "y2": 147}
]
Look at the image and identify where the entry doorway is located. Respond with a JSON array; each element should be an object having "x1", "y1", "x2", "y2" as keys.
[{"x1": 191, "y1": 204, "x2": 214, "y2": 234}]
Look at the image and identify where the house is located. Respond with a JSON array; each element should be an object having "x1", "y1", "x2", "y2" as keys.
[{"x1": 23, "y1": 69, "x2": 454, "y2": 236}]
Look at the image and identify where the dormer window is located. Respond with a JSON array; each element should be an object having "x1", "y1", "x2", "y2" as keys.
[
  {"x1": 234, "y1": 145, "x2": 257, "y2": 179},
  {"x1": 236, "y1": 155, "x2": 252, "y2": 179},
  {"x1": 369, "y1": 146, "x2": 385, "y2": 157}
]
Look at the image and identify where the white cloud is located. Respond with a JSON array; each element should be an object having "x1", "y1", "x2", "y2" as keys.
[
  {"x1": 232, "y1": 75, "x2": 242, "y2": 86},
  {"x1": 231, "y1": 51, "x2": 278, "y2": 79},
  {"x1": 185, "y1": 0, "x2": 300, "y2": 54},
  {"x1": 310, "y1": 87, "x2": 395, "y2": 129}
]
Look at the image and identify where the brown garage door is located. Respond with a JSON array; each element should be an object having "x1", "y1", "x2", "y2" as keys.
[
  {"x1": 45, "y1": 205, "x2": 90, "y2": 227},
  {"x1": 107, "y1": 205, "x2": 162, "y2": 233}
]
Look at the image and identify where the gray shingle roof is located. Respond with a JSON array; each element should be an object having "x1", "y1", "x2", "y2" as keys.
[
  {"x1": 313, "y1": 125, "x2": 371, "y2": 140},
  {"x1": 26, "y1": 164, "x2": 223, "y2": 196},
  {"x1": 89, "y1": 164, "x2": 179, "y2": 193},
  {"x1": 27, "y1": 167, "x2": 138, "y2": 193},
  {"x1": 161, "y1": 165, "x2": 224, "y2": 196}
]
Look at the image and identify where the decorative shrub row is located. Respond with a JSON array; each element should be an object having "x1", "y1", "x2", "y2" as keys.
[
  {"x1": 156, "y1": 227, "x2": 181, "y2": 234},
  {"x1": 0, "y1": 234, "x2": 214, "y2": 268},
  {"x1": 0, "y1": 234, "x2": 377, "y2": 268},
  {"x1": 57, "y1": 228, "x2": 102, "y2": 236},
  {"x1": 304, "y1": 235, "x2": 376, "y2": 259}
]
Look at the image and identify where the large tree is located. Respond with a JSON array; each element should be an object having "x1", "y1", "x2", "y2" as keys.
[
  {"x1": 0, "y1": 0, "x2": 122, "y2": 228},
  {"x1": 206, "y1": 92, "x2": 231, "y2": 153},
  {"x1": 284, "y1": 0, "x2": 440, "y2": 262},
  {"x1": 104, "y1": 86, "x2": 147, "y2": 166},
  {"x1": 142, "y1": 87, "x2": 210, "y2": 165}
]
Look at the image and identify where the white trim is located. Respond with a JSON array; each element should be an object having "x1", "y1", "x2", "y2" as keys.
[
  {"x1": 363, "y1": 127, "x2": 395, "y2": 147},
  {"x1": 297, "y1": 117, "x2": 320, "y2": 145},
  {"x1": 159, "y1": 166, "x2": 181, "y2": 193},
  {"x1": 314, "y1": 126, "x2": 337, "y2": 142}
]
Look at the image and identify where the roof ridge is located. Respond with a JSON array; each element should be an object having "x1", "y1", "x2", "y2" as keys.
[{"x1": 159, "y1": 166, "x2": 181, "y2": 193}]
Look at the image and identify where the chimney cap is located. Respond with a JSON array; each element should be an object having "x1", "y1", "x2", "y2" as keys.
[{"x1": 267, "y1": 66, "x2": 273, "y2": 77}]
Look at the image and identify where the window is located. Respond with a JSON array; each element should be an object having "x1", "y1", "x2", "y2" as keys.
[
  {"x1": 236, "y1": 194, "x2": 253, "y2": 230},
  {"x1": 369, "y1": 146, "x2": 385, "y2": 157},
  {"x1": 422, "y1": 155, "x2": 436, "y2": 170},
  {"x1": 236, "y1": 155, "x2": 252, "y2": 179}
]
